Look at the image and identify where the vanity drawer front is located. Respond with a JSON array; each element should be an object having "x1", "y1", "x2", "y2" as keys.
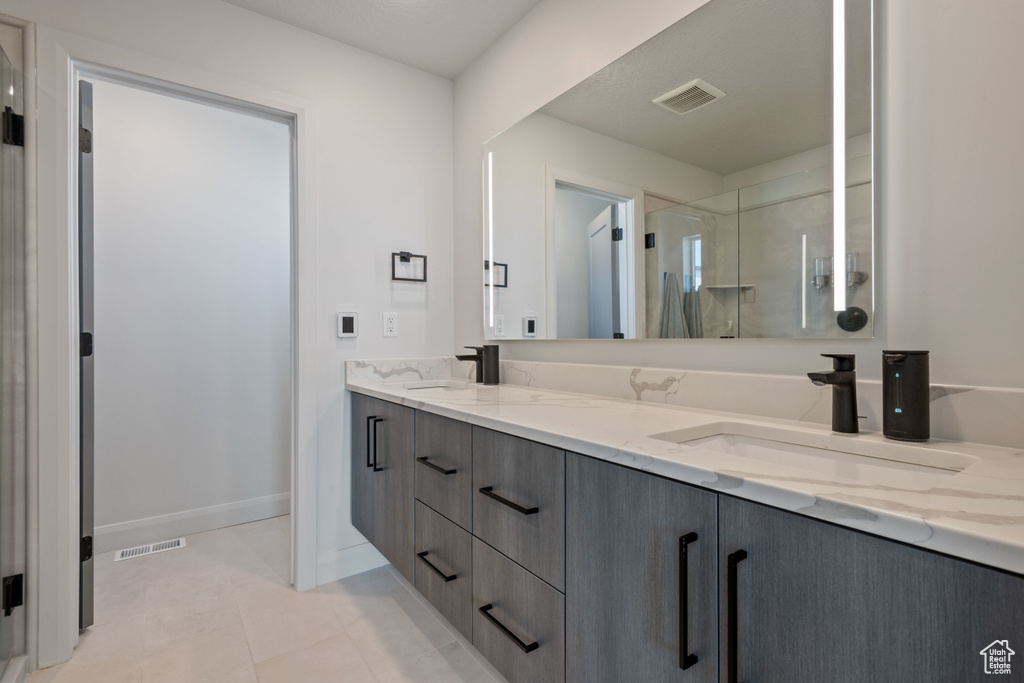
[
  {"x1": 415, "y1": 411, "x2": 473, "y2": 530},
  {"x1": 414, "y1": 500, "x2": 473, "y2": 640},
  {"x1": 473, "y1": 537, "x2": 565, "y2": 683},
  {"x1": 472, "y1": 427, "x2": 565, "y2": 590}
]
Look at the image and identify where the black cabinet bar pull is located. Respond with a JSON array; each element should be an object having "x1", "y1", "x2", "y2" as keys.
[
  {"x1": 365, "y1": 415, "x2": 377, "y2": 468},
  {"x1": 478, "y1": 486, "x2": 539, "y2": 515},
  {"x1": 416, "y1": 551, "x2": 456, "y2": 582},
  {"x1": 679, "y1": 532, "x2": 699, "y2": 670},
  {"x1": 727, "y1": 549, "x2": 748, "y2": 683},
  {"x1": 479, "y1": 603, "x2": 539, "y2": 653},
  {"x1": 417, "y1": 457, "x2": 456, "y2": 476},
  {"x1": 371, "y1": 417, "x2": 384, "y2": 472}
]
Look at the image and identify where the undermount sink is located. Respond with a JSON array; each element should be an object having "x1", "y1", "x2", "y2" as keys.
[
  {"x1": 403, "y1": 379, "x2": 473, "y2": 391},
  {"x1": 650, "y1": 422, "x2": 978, "y2": 481}
]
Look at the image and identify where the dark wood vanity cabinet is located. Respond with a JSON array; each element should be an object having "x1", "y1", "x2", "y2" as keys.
[
  {"x1": 350, "y1": 393, "x2": 415, "y2": 580},
  {"x1": 350, "y1": 395, "x2": 1024, "y2": 683},
  {"x1": 719, "y1": 496, "x2": 1024, "y2": 683},
  {"x1": 566, "y1": 453, "x2": 718, "y2": 683}
]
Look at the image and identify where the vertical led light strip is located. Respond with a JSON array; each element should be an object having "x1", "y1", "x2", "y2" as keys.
[
  {"x1": 801, "y1": 234, "x2": 808, "y2": 329},
  {"x1": 833, "y1": 0, "x2": 846, "y2": 312},
  {"x1": 487, "y1": 152, "x2": 495, "y2": 326}
]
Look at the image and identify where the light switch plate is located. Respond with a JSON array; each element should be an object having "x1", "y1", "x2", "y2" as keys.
[
  {"x1": 336, "y1": 312, "x2": 358, "y2": 337},
  {"x1": 523, "y1": 315, "x2": 537, "y2": 337}
]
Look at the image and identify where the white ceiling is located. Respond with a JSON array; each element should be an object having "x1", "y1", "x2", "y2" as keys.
[
  {"x1": 539, "y1": 0, "x2": 872, "y2": 176},
  {"x1": 219, "y1": 0, "x2": 544, "y2": 79}
]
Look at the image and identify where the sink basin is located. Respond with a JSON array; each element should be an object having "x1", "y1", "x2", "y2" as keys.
[
  {"x1": 650, "y1": 422, "x2": 977, "y2": 481},
  {"x1": 403, "y1": 379, "x2": 474, "y2": 391}
]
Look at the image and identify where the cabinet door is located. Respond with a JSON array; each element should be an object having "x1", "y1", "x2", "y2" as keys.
[
  {"x1": 350, "y1": 393, "x2": 377, "y2": 545},
  {"x1": 375, "y1": 399, "x2": 415, "y2": 580},
  {"x1": 566, "y1": 453, "x2": 718, "y2": 683},
  {"x1": 718, "y1": 495, "x2": 869, "y2": 683},
  {"x1": 719, "y1": 495, "x2": 1024, "y2": 683}
]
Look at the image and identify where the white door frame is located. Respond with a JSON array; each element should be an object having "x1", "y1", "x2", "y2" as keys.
[
  {"x1": 30, "y1": 31, "x2": 319, "y2": 670},
  {"x1": 545, "y1": 166, "x2": 645, "y2": 339}
]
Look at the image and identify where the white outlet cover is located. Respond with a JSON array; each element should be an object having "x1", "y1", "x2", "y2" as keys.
[
  {"x1": 383, "y1": 312, "x2": 398, "y2": 337},
  {"x1": 494, "y1": 315, "x2": 505, "y2": 337}
]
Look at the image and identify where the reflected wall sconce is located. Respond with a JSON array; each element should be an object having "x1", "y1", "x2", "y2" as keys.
[
  {"x1": 813, "y1": 256, "x2": 832, "y2": 293},
  {"x1": 484, "y1": 260, "x2": 508, "y2": 288},
  {"x1": 391, "y1": 251, "x2": 427, "y2": 282},
  {"x1": 846, "y1": 251, "x2": 868, "y2": 289}
]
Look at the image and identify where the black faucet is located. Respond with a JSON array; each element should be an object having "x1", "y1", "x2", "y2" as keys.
[
  {"x1": 456, "y1": 345, "x2": 499, "y2": 385},
  {"x1": 807, "y1": 353, "x2": 859, "y2": 434}
]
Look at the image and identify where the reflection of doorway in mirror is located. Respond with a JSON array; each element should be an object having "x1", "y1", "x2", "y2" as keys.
[{"x1": 553, "y1": 181, "x2": 634, "y2": 339}]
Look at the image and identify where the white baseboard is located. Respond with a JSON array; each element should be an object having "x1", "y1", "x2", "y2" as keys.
[
  {"x1": 94, "y1": 492, "x2": 290, "y2": 553},
  {"x1": 0, "y1": 655, "x2": 27, "y2": 682},
  {"x1": 316, "y1": 542, "x2": 388, "y2": 586}
]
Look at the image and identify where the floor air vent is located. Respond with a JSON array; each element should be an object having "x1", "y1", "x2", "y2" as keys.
[{"x1": 114, "y1": 537, "x2": 186, "y2": 561}]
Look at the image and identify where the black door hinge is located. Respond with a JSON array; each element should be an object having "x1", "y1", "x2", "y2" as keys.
[
  {"x1": 645, "y1": 233, "x2": 656, "y2": 249},
  {"x1": 611, "y1": 227, "x2": 623, "y2": 242},
  {"x1": 81, "y1": 332, "x2": 93, "y2": 357},
  {"x1": 81, "y1": 536, "x2": 93, "y2": 562},
  {"x1": 79, "y1": 126, "x2": 92, "y2": 154},
  {"x1": 2, "y1": 574, "x2": 23, "y2": 617},
  {"x1": 2, "y1": 106, "x2": 23, "y2": 147}
]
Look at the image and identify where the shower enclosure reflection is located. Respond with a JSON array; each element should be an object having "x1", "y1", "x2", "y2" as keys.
[{"x1": 645, "y1": 157, "x2": 872, "y2": 339}]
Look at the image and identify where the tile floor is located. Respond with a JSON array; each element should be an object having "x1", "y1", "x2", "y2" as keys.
[{"x1": 28, "y1": 516, "x2": 507, "y2": 682}]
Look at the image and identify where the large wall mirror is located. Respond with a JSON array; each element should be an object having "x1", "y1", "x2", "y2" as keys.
[{"x1": 483, "y1": 0, "x2": 873, "y2": 340}]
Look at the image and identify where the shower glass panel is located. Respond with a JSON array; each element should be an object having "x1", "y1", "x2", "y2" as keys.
[
  {"x1": 644, "y1": 189, "x2": 739, "y2": 339},
  {"x1": 645, "y1": 158, "x2": 872, "y2": 340},
  {"x1": 737, "y1": 158, "x2": 873, "y2": 338}
]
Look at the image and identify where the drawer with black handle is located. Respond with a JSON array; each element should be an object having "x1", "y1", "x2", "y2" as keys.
[
  {"x1": 415, "y1": 411, "x2": 473, "y2": 531},
  {"x1": 413, "y1": 500, "x2": 473, "y2": 639},
  {"x1": 472, "y1": 537, "x2": 565, "y2": 683},
  {"x1": 472, "y1": 427, "x2": 565, "y2": 591}
]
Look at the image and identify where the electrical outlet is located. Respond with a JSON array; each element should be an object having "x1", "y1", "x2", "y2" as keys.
[
  {"x1": 383, "y1": 312, "x2": 398, "y2": 337},
  {"x1": 494, "y1": 315, "x2": 506, "y2": 337}
]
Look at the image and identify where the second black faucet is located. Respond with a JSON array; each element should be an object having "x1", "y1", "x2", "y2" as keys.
[
  {"x1": 808, "y1": 353, "x2": 859, "y2": 434},
  {"x1": 456, "y1": 345, "x2": 499, "y2": 385}
]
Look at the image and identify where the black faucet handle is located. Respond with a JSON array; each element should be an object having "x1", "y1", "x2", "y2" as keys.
[{"x1": 821, "y1": 353, "x2": 855, "y2": 372}]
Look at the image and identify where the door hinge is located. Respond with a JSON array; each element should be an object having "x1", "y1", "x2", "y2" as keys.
[
  {"x1": 79, "y1": 126, "x2": 92, "y2": 154},
  {"x1": 81, "y1": 536, "x2": 93, "y2": 562},
  {"x1": 645, "y1": 233, "x2": 656, "y2": 249},
  {"x1": 2, "y1": 574, "x2": 23, "y2": 617},
  {"x1": 81, "y1": 332, "x2": 93, "y2": 357},
  {"x1": 612, "y1": 227, "x2": 623, "y2": 242},
  {"x1": 2, "y1": 106, "x2": 23, "y2": 147}
]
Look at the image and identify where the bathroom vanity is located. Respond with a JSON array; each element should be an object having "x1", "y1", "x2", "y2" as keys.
[{"x1": 348, "y1": 375, "x2": 1024, "y2": 683}]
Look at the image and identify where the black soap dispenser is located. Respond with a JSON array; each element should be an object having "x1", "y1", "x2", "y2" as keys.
[{"x1": 882, "y1": 350, "x2": 930, "y2": 441}]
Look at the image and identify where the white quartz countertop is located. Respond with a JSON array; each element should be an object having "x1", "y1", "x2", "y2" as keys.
[{"x1": 347, "y1": 378, "x2": 1024, "y2": 576}]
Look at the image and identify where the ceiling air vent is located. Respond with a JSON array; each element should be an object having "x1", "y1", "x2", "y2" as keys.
[{"x1": 653, "y1": 79, "x2": 726, "y2": 115}]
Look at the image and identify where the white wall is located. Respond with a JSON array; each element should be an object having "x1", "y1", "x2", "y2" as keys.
[
  {"x1": 3, "y1": 0, "x2": 455, "y2": 668},
  {"x1": 455, "y1": 0, "x2": 1024, "y2": 390},
  {"x1": 90, "y1": 79, "x2": 290, "y2": 552}
]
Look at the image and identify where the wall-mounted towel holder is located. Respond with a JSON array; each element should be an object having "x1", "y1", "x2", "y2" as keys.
[
  {"x1": 391, "y1": 251, "x2": 427, "y2": 282},
  {"x1": 484, "y1": 260, "x2": 508, "y2": 288}
]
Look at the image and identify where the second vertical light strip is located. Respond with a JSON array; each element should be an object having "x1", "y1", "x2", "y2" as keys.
[{"x1": 833, "y1": 0, "x2": 847, "y2": 312}]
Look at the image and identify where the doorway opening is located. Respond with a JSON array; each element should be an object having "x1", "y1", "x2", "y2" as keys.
[{"x1": 74, "y1": 66, "x2": 296, "y2": 630}]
